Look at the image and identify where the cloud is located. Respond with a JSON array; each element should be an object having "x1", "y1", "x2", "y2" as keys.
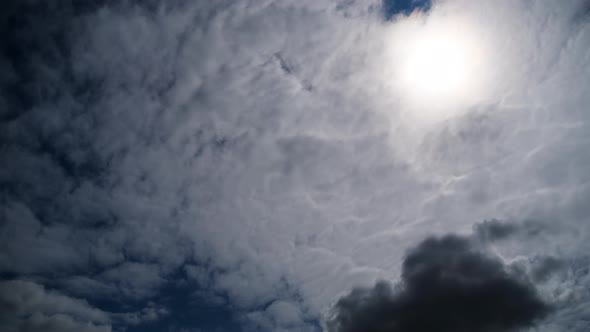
[
  {"x1": 98, "y1": 262, "x2": 166, "y2": 299},
  {"x1": 3, "y1": 0, "x2": 590, "y2": 331},
  {"x1": 0, "y1": 279, "x2": 168, "y2": 332},
  {"x1": 473, "y1": 219, "x2": 520, "y2": 241},
  {"x1": 529, "y1": 256, "x2": 564, "y2": 282},
  {"x1": 0, "y1": 280, "x2": 112, "y2": 332},
  {"x1": 244, "y1": 300, "x2": 314, "y2": 332},
  {"x1": 473, "y1": 219, "x2": 548, "y2": 242},
  {"x1": 112, "y1": 301, "x2": 170, "y2": 326},
  {"x1": 327, "y1": 234, "x2": 549, "y2": 332}
]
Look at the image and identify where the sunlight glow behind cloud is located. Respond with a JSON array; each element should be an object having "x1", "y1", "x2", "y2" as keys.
[{"x1": 385, "y1": 10, "x2": 491, "y2": 123}]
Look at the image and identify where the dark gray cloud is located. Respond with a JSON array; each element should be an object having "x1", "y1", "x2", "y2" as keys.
[
  {"x1": 530, "y1": 256, "x2": 564, "y2": 282},
  {"x1": 473, "y1": 219, "x2": 548, "y2": 242},
  {"x1": 327, "y1": 234, "x2": 549, "y2": 332},
  {"x1": 473, "y1": 219, "x2": 520, "y2": 241}
]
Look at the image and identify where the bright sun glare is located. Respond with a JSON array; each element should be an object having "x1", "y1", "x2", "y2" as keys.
[
  {"x1": 388, "y1": 13, "x2": 490, "y2": 121},
  {"x1": 402, "y1": 33, "x2": 473, "y2": 100}
]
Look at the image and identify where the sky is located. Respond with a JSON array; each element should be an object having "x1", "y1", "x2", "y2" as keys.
[{"x1": 1, "y1": 0, "x2": 590, "y2": 331}]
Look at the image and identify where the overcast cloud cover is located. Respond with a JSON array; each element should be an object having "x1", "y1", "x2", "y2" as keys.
[{"x1": 2, "y1": 0, "x2": 590, "y2": 331}]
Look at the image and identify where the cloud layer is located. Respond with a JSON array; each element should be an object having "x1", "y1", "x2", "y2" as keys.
[{"x1": 2, "y1": 0, "x2": 590, "y2": 331}]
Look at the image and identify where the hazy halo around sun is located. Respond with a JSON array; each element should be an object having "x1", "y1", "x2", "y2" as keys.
[{"x1": 385, "y1": 9, "x2": 492, "y2": 123}]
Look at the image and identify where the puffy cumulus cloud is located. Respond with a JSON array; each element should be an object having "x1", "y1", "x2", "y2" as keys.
[
  {"x1": 326, "y1": 234, "x2": 549, "y2": 332},
  {"x1": 0, "y1": 280, "x2": 111, "y2": 332},
  {"x1": 0, "y1": 279, "x2": 169, "y2": 332},
  {"x1": 3, "y1": 0, "x2": 590, "y2": 331}
]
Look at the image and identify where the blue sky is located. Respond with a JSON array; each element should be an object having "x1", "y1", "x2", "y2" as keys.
[{"x1": 382, "y1": 0, "x2": 431, "y2": 19}]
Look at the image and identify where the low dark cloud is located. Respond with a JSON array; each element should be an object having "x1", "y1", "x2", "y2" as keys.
[{"x1": 327, "y1": 235, "x2": 549, "y2": 332}]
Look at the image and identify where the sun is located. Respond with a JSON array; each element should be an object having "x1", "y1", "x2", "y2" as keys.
[
  {"x1": 401, "y1": 31, "x2": 474, "y2": 101},
  {"x1": 386, "y1": 13, "x2": 490, "y2": 121}
]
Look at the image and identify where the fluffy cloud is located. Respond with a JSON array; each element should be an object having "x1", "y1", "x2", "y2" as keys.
[
  {"x1": 0, "y1": 280, "x2": 111, "y2": 332},
  {"x1": 326, "y1": 234, "x2": 548, "y2": 332}
]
